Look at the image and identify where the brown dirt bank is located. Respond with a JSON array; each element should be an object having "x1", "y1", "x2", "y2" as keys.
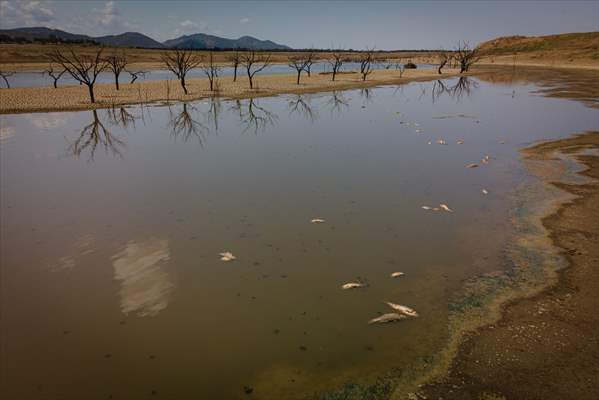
[
  {"x1": 421, "y1": 132, "x2": 599, "y2": 400},
  {"x1": 0, "y1": 67, "x2": 461, "y2": 114},
  {"x1": 477, "y1": 31, "x2": 599, "y2": 70}
]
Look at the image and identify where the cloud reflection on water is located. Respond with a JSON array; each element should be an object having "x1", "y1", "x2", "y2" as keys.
[{"x1": 111, "y1": 238, "x2": 173, "y2": 317}]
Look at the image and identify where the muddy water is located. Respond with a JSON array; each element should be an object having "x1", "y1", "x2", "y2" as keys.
[{"x1": 1, "y1": 73, "x2": 597, "y2": 399}]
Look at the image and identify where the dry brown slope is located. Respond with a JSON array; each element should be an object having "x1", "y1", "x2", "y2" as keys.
[{"x1": 477, "y1": 32, "x2": 599, "y2": 69}]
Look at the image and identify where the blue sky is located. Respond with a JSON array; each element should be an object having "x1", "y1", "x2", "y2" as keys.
[{"x1": 1, "y1": 0, "x2": 597, "y2": 49}]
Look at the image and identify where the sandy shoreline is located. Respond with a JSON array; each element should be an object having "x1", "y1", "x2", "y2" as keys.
[
  {"x1": 419, "y1": 132, "x2": 599, "y2": 400},
  {"x1": 0, "y1": 67, "x2": 461, "y2": 114}
]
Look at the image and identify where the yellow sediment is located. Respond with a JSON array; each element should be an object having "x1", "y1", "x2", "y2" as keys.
[{"x1": 0, "y1": 67, "x2": 460, "y2": 114}]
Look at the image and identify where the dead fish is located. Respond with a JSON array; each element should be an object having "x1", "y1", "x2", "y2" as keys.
[
  {"x1": 466, "y1": 163, "x2": 478, "y2": 168},
  {"x1": 220, "y1": 252, "x2": 236, "y2": 262},
  {"x1": 421, "y1": 206, "x2": 432, "y2": 210},
  {"x1": 427, "y1": 141, "x2": 432, "y2": 145},
  {"x1": 390, "y1": 272, "x2": 404, "y2": 278},
  {"x1": 368, "y1": 313, "x2": 406, "y2": 324},
  {"x1": 341, "y1": 282, "x2": 365, "y2": 290},
  {"x1": 457, "y1": 140, "x2": 464, "y2": 144},
  {"x1": 482, "y1": 189, "x2": 489, "y2": 195},
  {"x1": 310, "y1": 218, "x2": 325, "y2": 224},
  {"x1": 436, "y1": 139, "x2": 447, "y2": 145},
  {"x1": 385, "y1": 302, "x2": 419, "y2": 317},
  {"x1": 439, "y1": 204, "x2": 453, "y2": 212}
]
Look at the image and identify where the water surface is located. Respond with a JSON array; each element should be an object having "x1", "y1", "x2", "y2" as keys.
[{"x1": 1, "y1": 72, "x2": 598, "y2": 399}]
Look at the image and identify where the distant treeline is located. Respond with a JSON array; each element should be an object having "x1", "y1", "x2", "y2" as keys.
[
  {"x1": 0, "y1": 34, "x2": 98, "y2": 45},
  {"x1": 0, "y1": 36, "x2": 445, "y2": 53}
]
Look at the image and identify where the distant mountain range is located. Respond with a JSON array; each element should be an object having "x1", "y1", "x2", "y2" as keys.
[
  {"x1": 163, "y1": 33, "x2": 290, "y2": 50},
  {"x1": 0, "y1": 27, "x2": 291, "y2": 50}
]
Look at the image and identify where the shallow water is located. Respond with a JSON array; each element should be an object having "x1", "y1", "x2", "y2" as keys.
[
  {"x1": 1, "y1": 73, "x2": 598, "y2": 399},
  {"x1": 4, "y1": 62, "x2": 433, "y2": 88}
]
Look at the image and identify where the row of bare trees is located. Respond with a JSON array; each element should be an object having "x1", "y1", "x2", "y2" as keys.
[{"x1": 15, "y1": 42, "x2": 481, "y2": 104}]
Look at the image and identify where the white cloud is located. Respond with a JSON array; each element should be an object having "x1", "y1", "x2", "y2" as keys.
[
  {"x1": 0, "y1": 0, "x2": 55, "y2": 28},
  {"x1": 179, "y1": 20, "x2": 195, "y2": 28},
  {"x1": 88, "y1": 0, "x2": 137, "y2": 34},
  {"x1": 170, "y1": 19, "x2": 208, "y2": 38},
  {"x1": 240, "y1": 17, "x2": 250, "y2": 24}
]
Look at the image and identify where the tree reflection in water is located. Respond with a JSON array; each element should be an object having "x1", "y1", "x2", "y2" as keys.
[
  {"x1": 168, "y1": 102, "x2": 208, "y2": 145},
  {"x1": 107, "y1": 106, "x2": 137, "y2": 130},
  {"x1": 237, "y1": 98, "x2": 278, "y2": 135},
  {"x1": 67, "y1": 109, "x2": 125, "y2": 161},
  {"x1": 287, "y1": 94, "x2": 318, "y2": 122},
  {"x1": 432, "y1": 76, "x2": 478, "y2": 103},
  {"x1": 359, "y1": 87, "x2": 374, "y2": 105},
  {"x1": 325, "y1": 91, "x2": 350, "y2": 116}
]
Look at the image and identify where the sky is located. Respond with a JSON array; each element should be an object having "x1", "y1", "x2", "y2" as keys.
[{"x1": 0, "y1": 0, "x2": 598, "y2": 49}]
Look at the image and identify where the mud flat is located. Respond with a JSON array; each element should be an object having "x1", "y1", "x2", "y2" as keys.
[
  {"x1": 418, "y1": 131, "x2": 599, "y2": 400},
  {"x1": 0, "y1": 67, "x2": 459, "y2": 114}
]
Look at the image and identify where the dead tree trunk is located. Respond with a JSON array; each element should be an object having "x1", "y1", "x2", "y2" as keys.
[
  {"x1": 47, "y1": 47, "x2": 108, "y2": 103},
  {"x1": 162, "y1": 49, "x2": 203, "y2": 95},
  {"x1": 227, "y1": 51, "x2": 241, "y2": 82},
  {"x1": 241, "y1": 51, "x2": 272, "y2": 89},
  {"x1": 328, "y1": 53, "x2": 343, "y2": 81},
  {"x1": 105, "y1": 51, "x2": 127, "y2": 90}
]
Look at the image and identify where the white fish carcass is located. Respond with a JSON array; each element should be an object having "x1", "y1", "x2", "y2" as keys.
[
  {"x1": 220, "y1": 252, "x2": 236, "y2": 262},
  {"x1": 439, "y1": 204, "x2": 454, "y2": 212},
  {"x1": 385, "y1": 302, "x2": 419, "y2": 317},
  {"x1": 341, "y1": 282, "x2": 364, "y2": 290},
  {"x1": 368, "y1": 313, "x2": 406, "y2": 324}
]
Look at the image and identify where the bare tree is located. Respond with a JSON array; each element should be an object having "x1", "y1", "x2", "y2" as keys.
[
  {"x1": 240, "y1": 51, "x2": 272, "y2": 89},
  {"x1": 359, "y1": 49, "x2": 374, "y2": 81},
  {"x1": 437, "y1": 52, "x2": 451, "y2": 74},
  {"x1": 288, "y1": 55, "x2": 310, "y2": 85},
  {"x1": 455, "y1": 41, "x2": 480, "y2": 73},
  {"x1": 201, "y1": 51, "x2": 221, "y2": 92},
  {"x1": 43, "y1": 65, "x2": 66, "y2": 88},
  {"x1": 304, "y1": 51, "x2": 315, "y2": 77},
  {"x1": 127, "y1": 69, "x2": 147, "y2": 84},
  {"x1": 105, "y1": 51, "x2": 128, "y2": 90},
  {"x1": 47, "y1": 47, "x2": 108, "y2": 103},
  {"x1": 327, "y1": 52, "x2": 343, "y2": 81},
  {"x1": 162, "y1": 49, "x2": 203, "y2": 95},
  {"x1": 0, "y1": 70, "x2": 14, "y2": 88},
  {"x1": 226, "y1": 50, "x2": 241, "y2": 82}
]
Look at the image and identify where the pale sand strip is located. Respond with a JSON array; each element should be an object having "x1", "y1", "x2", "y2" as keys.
[{"x1": 0, "y1": 68, "x2": 461, "y2": 114}]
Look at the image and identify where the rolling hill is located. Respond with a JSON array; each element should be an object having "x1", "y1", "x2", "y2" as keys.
[
  {"x1": 163, "y1": 33, "x2": 290, "y2": 50},
  {"x1": 0, "y1": 26, "x2": 291, "y2": 50},
  {"x1": 477, "y1": 32, "x2": 599, "y2": 58}
]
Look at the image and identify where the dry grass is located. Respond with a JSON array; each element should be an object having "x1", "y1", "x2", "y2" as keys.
[
  {"x1": 0, "y1": 43, "x2": 443, "y2": 72},
  {"x1": 477, "y1": 32, "x2": 599, "y2": 69}
]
